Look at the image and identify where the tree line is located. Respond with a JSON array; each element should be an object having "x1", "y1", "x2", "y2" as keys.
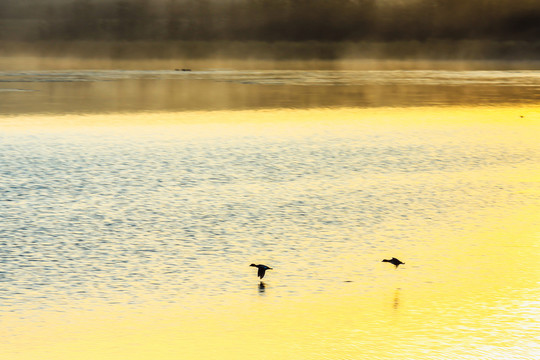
[{"x1": 1, "y1": 0, "x2": 538, "y2": 42}]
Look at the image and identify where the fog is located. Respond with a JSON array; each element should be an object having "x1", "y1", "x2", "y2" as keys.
[{"x1": 0, "y1": 0, "x2": 539, "y2": 60}]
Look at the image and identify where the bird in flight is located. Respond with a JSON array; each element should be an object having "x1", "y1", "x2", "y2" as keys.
[
  {"x1": 250, "y1": 264, "x2": 273, "y2": 279},
  {"x1": 382, "y1": 257, "x2": 405, "y2": 268}
]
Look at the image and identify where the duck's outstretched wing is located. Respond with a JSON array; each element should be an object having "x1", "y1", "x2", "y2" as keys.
[{"x1": 258, "y1": 267, "x2": 266, "y2": 279}]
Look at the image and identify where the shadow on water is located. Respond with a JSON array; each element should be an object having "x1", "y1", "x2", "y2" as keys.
[{"x1": 258, "y1": 282, "x2": 266, "y2": 294}]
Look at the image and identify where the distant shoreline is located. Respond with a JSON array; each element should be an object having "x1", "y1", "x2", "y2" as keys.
[{"x1": 1, "y1": 40, "x2": 539, "y2": 70}]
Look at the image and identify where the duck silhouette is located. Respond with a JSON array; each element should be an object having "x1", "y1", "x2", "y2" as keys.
[
  {"x1": 382, "y1": 257, "x2": 405, "y2": 268},
  {"x1": 250, "y1": 264, "x2": 272, "y2": 279}
]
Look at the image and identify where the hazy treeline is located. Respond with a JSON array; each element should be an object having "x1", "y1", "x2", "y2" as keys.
[{"x1": 1, "y1": 0, "x2": 539, "y2": 43}]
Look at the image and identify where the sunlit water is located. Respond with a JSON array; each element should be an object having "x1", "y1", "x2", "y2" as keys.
[{"x1": 1, "y1": 68, "x2": 539, "y2": 359}]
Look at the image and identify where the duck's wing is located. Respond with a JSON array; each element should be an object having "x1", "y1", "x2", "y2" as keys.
[{"x1": 258, "y1": 267, "x2": 266, "y2": 279}]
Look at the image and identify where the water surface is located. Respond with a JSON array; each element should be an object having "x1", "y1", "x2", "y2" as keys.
[
  {"x1": 1, "y1": 68, "x2": 539, "y2": 114},
  {"x1": 1, "y1": 68, "x2": 539, "y2": 359}
]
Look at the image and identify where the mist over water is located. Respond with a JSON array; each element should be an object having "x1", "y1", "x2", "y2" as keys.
[
  {"x1": 1, "y1": 4, "x2": 539, "y2": 360},
  {"x1": 2, "y1": 0, "x2": 539, "y2": 45}
]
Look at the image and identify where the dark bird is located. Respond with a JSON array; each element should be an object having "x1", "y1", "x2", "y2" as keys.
[
  {"x1": 382, "y1": 257, "x2": 405, "y2": 268},
  {"x1": 250, "y1": 264, "x2": 272, "y2": 279}
]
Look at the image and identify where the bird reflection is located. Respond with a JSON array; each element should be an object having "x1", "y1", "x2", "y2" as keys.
[
  {"x1": 258, "y1": 281, "x2": 266, "y2": 293},
  {"x1": 393, "y1": 288, "x2": 401, "y2": 309}
]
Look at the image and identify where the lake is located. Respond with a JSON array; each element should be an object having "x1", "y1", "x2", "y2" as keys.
[{"x1": 1, "y1": 63, "x2": 539, "y2": 359}]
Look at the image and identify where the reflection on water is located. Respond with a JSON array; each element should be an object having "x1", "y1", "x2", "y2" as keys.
[
  {"x1": 393, "y1": 288, "x2": 401, "y2": 310},
  {"x1": 1, "y1": 69, "x2": 539, "y2": 115},
  {"x1": 0, "y1": 68, "x2": 539, "y2": 359}
]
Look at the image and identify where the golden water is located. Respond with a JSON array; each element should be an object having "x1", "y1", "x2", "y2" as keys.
[
  {"x1": 0, "y1": 107, "x2": 540, "y2": 360},
  {"x1": 1, "y1": 69, "x2": 539, "y2": 359}
]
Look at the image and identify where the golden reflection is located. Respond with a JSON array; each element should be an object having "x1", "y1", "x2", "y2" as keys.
[
  {"x1": 2, "y1": 202, "x2": 539, "y2": 359},
  {"x1": 1, "y1": 106, "x2": 539, "y2": 359},
  {"x1": 393, "y1": 288, "x2": 401, "y2": 310},
  {"x1": 0, "y1": 105, "x2": 539, "y2": 133}
]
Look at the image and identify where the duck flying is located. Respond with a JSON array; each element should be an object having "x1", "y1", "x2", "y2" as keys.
[
  {"x1": 382, "y1": 257, "x2": 405, "y2": 268},
  {"x1": 250, "y1": 264, "x2": 272, "y2": 279}
]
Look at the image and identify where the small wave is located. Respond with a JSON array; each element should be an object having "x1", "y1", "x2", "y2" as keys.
[
  {"x1": 0, "y1": 88, "x2": 35, "y2": 92},
  {"x1": 0, "y1": 69, "x2": 539, "y2": 87}
]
